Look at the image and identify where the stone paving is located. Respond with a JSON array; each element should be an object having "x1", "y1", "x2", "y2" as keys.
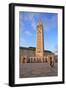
[{"x1": 19, "y1": 63, "x2": 58, "y2": 78}]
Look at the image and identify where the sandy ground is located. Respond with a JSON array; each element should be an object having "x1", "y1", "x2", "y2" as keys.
[{"x1": 19, "y1": 63, "x2": 58, "y2": 78}]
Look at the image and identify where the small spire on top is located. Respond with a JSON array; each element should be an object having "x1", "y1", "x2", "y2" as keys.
[{"x1": 37, "y1": 19, "x2": 42, "y2": 26}]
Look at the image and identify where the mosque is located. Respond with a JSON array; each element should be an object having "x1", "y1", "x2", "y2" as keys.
[{"x1": 20, "y1": 21, "x2": 57, "y2": 63}]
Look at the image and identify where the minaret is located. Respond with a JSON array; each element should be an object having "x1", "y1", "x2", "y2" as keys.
[{"x1": 36, "y1": 20, "x2": 44, "y2": 57}]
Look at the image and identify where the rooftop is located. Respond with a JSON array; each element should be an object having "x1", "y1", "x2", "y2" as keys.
[{"x1": 20, "y1": 47, "x2": 54, "y2": 55}]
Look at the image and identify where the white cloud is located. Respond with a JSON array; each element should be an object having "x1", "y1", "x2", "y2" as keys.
[
  {"x1": 20, "y1": 38, "x2": 26, "y2": 43},
  {"x1": 23, "y1": 12, "x2": 36, "y2": 31},
  {"x1": 31, "y1": 19, "x2": 36, "y2": 31},
  {"x1": 28, "y1": 13, "x2": 36, "y2": 31},
  {"x1": 53, "y1": 43, "x2": 58, "y2": 55},
  {"x1": 43, "y1": 15, "x2": 57, "y2": 32},
  {"x1": 25, "y1": 31, "x2": 32, "y2": 36}
]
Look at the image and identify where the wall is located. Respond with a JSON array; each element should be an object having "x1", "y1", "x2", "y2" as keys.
[
  {"x1": 0, "y1": 0, "x2": 66, "y2": 90},
  {"x1": 20, "y1": 48, "x2": 35, "y2": 57},
  {"x1": 20, "y1": 48, "x2": 55, "y2": 63}
]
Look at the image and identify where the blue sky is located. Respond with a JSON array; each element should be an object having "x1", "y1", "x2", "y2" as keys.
[{"x1": 19, "y1": 11, "x2": 58, "y2": 52}]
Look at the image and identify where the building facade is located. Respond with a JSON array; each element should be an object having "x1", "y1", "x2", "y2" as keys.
[
  {"x1": 20, "y1": 21, "x2": 57, "y2": 63},
  {"x1": 20, "y1": 47, "x2": 56, "y2": 63}
]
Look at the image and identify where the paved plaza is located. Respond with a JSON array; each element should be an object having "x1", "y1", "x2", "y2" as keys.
[{"x1": 19, "y1": 63, "x2": 58, "y2": 78}]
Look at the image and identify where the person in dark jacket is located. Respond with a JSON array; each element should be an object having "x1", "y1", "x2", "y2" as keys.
[{"x1": 50, "y1": 57, "x2": 54, "y2": 67}]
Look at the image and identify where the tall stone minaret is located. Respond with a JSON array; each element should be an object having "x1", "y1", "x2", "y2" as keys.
[{"x1": 36, "y1": 20, "x2": 44, "y2": 57}]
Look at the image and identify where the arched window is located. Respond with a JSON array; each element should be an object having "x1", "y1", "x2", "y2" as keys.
[
  {"x1": 50, "y1": 57, "x2": 52, "y2": 60},
  {"x1": 45, "y1": 57, "x2": 47, "y2": 62},
  {"x1": 23, "y1": 57, "x2": 25, "y2": 63},
  {"x1": 27, "y1": 58, "x2": 30, "y2": 63}
]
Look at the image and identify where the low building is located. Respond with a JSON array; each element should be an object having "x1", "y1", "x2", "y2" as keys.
[{"x1": 20, "y1": 47, "x2": 57, "y2": 63}]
